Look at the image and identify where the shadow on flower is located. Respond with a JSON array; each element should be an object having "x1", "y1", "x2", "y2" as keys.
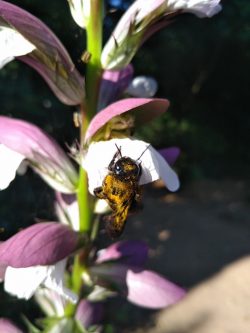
[{"x1": 90, "y1": 240, "x2": 186, "y2": 309}]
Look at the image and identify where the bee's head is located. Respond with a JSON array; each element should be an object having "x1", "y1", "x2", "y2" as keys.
[{"x1": 113, "y1": 157, "x2": 141, "y2": 180}]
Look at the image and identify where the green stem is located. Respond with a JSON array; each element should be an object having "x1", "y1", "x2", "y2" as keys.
[
  {"x1": 85, "y1": 0, "x2": 103, "y2": 118},
  {"x1": 77, "y1": 165, "x2": 92, "y2": 233},
  {"x1": 77, "y1": 0, "x2": 103, "y2": 234},
  {"x1": 67, "y1": 1, "x2": 104, "y2": 316}
]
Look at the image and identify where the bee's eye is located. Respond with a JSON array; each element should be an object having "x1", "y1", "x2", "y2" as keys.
[{"x1": 115, "y1": 164, "x2": 121, "y2": 173}]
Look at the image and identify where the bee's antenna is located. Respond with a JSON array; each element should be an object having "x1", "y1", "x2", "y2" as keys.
[
  {"x1": 136, "y1": 145, "x2": 150, "y2": 161},
  {"x1": 115, "y1": 144, "x2": 122, "y2": 157}
]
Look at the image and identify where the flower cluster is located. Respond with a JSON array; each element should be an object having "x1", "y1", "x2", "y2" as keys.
[{"x1": 0, "y1": 0, "x2": 221, "y2": 331}]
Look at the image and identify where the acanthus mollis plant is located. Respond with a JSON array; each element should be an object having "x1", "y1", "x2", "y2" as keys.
[{"x1": 0, "y1": 0, "x2": 221, "y2": 332}]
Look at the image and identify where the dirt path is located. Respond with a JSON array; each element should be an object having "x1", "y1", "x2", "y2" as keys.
[{"x1": 120, "y1": 179, "x2": 250, "y2": 332}]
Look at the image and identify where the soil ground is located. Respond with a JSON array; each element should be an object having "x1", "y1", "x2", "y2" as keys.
[{"x1": 118, "y1": 178, "x2": 250, "y2": 333}]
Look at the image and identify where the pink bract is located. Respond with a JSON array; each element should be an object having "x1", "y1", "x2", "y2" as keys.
[
  {"x1": 0, "y1": 319, "x2": 23, "y2": 333},
  {"x1": 85, "y1": 97, "x2": 169, "y2": 142},
  {"x1": 0, "y1": 1, "x2": 84, "y2": 105},
  {"x1": 0, "y1": 222, "x2": 78, "y2": 268},
  {"x1": 96, "y1": 240, "x2": 148, "y2": 267}
]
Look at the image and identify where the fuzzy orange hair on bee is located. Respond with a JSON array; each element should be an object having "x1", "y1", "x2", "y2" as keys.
[{"x1": 94, "y1": 144, "x2": 149, "y2": 238}]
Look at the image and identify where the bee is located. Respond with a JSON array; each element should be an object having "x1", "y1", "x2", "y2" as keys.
[{"x1": 94, "y1": 144, "x2": 149, "y2": 238}]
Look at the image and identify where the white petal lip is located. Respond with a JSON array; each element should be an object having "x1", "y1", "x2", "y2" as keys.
[
  {"x1": 0, "y1": 26, "x2": 35, "y2": 69},
  {"x1": 44, "y1": 260, "x2": 78, "y2": 303},
  {"x1": 68, "y1": 0, "x2": 89, "y2": 29},
  {"x1": 83, "y1": 138, "x2": 180, "y2": 194},
  {"x1": 4, "y1": 260, "x2": 77, "y2": 303},
  {"x1": 55, "y1": 194, "x2": 80, "y2": 231},
  {"x1": 0, "y1": 144, "x2": 24, "y2": 190},
  {"x1": 4, "y1": 265, "x2": 48, "y2": 300},
  {"x1": 167, "y1": 0, "x2": 222, "y2": 18}
]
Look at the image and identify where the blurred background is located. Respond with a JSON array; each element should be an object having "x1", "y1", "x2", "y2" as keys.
[{"x1": 0, "y1": 0, "x2": 250, "y2": 332}]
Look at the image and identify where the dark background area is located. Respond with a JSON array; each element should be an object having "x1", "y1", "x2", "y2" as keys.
[{"x1": 0, "y1": 0, "x2": 250, "y2": 331}]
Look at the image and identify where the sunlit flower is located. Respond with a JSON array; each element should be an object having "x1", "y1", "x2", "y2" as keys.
[
  {"x1": 83, "y1": 137, "x2": 180, "y2": 195},
  {"x1": 67, "y1": 0, "x2": 90, "y2": 28},
  {"x1": 0, "y1": 25, "x2": 35, "y2": 69},
  {"x1": 84, "y1": 97, "x2": 170, "y2": 142},
  {"x1": 0, "y1": 222, "x2": 79, "y2": 302},
  {"x1": 0, "y1": 1, "x2": 84, "y2": 105},
  {"x1": 4, "y1": 260, "x2": 77, "y2": 302},
  {"x1": 0, "y1": 116, "x2": 78, "y2": 193},
  {"x1": 101, "y1": 0, "x2": 222, "y2": 69},
  {"x1": 167, "y1": 0, "x2": 222, "y2": 17},
  {"x1": 0, "y1": 144, "x2": 24, "y2": 190}
]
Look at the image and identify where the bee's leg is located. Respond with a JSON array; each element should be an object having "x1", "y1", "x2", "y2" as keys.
[
  {"x1": 130, "y1": 187, "x2": 143, "y2": 213},
  {"x1": 93, "y1": 186, "x2": 106, "y2": 199}
]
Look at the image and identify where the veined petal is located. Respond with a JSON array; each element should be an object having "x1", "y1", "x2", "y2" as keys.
[
  {"x1": 85, "y1": 98, "x2": 169, "y2": 142},
  {"x1": 167, "y1": 0, "x2": 222, "y2": 18},
  {"x1": 0, "y1": 222, "x2": 79, "y2": 268},
  {"x1": 0, "y1": 116, "x2": 78, "y2": 193},
  {"x1": 0, "y1": 1, "x2": 85, "y2": 105},
  {"x1": 0, "y1": 319, "x2": 23, "y2": 333},
  {"x1": 0, "y1": 26, "x2": 35, "y2": 69},
  {"x1": 0, "y1": 144, "x2": 24, "y2": 190},
  {"x1": 83, "y1": 138, "x2": 180, "y2": 194}
]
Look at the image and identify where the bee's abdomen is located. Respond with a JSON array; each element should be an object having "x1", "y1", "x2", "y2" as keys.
[{"x1": 102, "y1": 174, "x2": 137, "y2": 238}]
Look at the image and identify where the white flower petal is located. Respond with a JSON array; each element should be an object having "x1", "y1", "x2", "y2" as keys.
[
  {"x1": 4, "y1": 265, "x2": 48, "y2": 299},
  {"x1": 35, "y1": 288, "x2": 66, "y2": 317},
  {"x1": 83, "y1": 138, "x2": 180, "y2": 194},
  {"x1": 126, "y1": 76, "x2": 158, "y2": 98},
  {"x1": 149, "y1": 147, "x2": 180, "y2": 191},
  {"x1": 0, "y1": 26, "x2": 36, "y2": 69},
  {"x1": 68, "y1": 0, "x2": 90, "y2": 28},
  {"x1": 167, "y1": 0, "x2": 222, "y2": 18},
  {"x1": 44, "y1": 260, "x2": 78, "y2": 303},
  {"x1": 4, "y1": 260, "x2": 77, "y2": 303},
  {"x1": 55, "y1": 193, "x2": 85, "y2": 231},
  {"x1": 94, "y1": 199, "x2": 110, "y2": 214},
  {"x1": 0, "y1": 144, "x2": 25, "y2": 190}
]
